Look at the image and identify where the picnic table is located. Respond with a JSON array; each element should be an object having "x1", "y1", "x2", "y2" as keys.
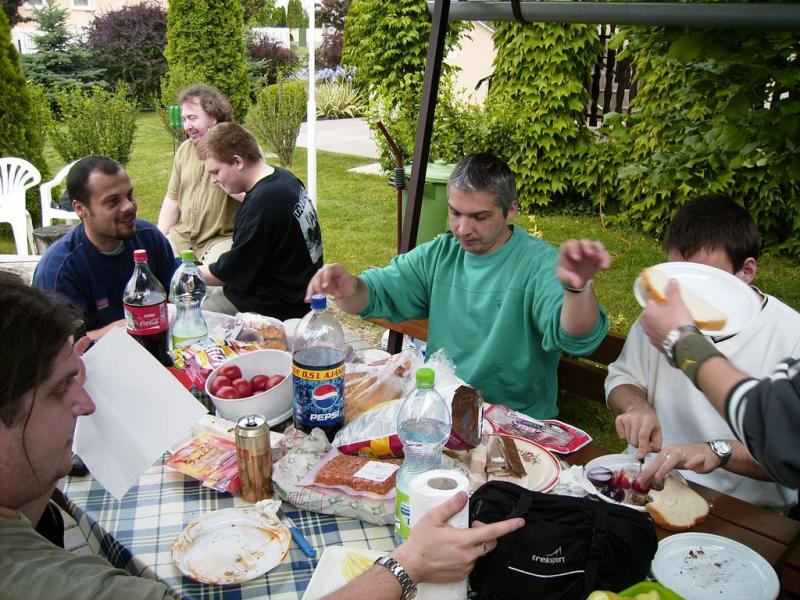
[{"x1": 62, "y1": 439, "x2": 800, "y2": 599}]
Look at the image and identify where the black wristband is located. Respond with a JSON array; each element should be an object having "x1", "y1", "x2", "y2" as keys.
[{"x1": 563, "y1": 279, "x2": 592, "y2": 294}]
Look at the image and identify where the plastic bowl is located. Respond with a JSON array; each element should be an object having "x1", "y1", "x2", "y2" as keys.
[{"x1": 205, "y1": 349, "x2": 293, "y2": 427}]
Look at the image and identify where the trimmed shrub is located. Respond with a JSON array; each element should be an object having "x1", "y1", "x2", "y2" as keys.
[
  {"x1": 316, "y1": 30, "x2": 343, "y2": 70},
  {"x1": 84, "y1": 1, "x2": 167, "y2": 108},
  {"x1": 0, "y1": 9, "x2": 48, "y2": 221},
  {"x1": 158, "y1": 63, "x2": 205, "y2": 141},
  {"x1": 248, "y1": 35, "x2": 300, "y2": 88},
  {"x1": 164, "y1": 0, "x2": 251, "y2": 122},
  {"x1": 316, "y1": 80, "x2": 364, "y2": 119},
  {"x1": 49, "y1": 84, "x2": 138, "y2": 165},
  {"x1": 248, "y1": 80, "x2": 307, "y2": 167}
]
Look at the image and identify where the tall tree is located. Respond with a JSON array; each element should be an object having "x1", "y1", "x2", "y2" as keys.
[
  {"x1": 286, "y1": 0, "x2": 307, "y2": 28},
  {"x1": 3, "y1": 0, "x2": 28, "y2": 27},
  {"x1": 164, "y1": 0, "x2": 251, "y2": 121},
  {"x1": 0, "y1": 9, "x2": 48, "y2": 217},
  {"x1": 22, "y1": 0, "x2": 104, "y2": 100}
]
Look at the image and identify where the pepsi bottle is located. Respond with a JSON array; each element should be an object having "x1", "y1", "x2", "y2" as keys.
[{"x1": 292, "y1": 294, "x2": 346, "y2": 441}]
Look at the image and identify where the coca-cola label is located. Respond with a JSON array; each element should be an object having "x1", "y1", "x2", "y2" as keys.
[{"x1": 124, "y1": 301, "x2": 168, "y2": 335}]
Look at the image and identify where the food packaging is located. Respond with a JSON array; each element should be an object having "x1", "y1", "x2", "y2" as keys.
[
  {"x1": 409, "y1": 469, "x2": 470, "y2": 600},
  {"x1": 298, "y1": 448, "x2": 400, "y2": 499},
  {"x1": 164, "y1": 432, "x2": 241, "y2": 494},
  {"x1": 344, "y1": 348, "x2": 422, "y2": 423},
  {"x1": 483, "y1": 404, "x2": 592, "y2": 454}
]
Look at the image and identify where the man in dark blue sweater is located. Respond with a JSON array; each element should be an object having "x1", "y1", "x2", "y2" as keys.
[{"x1": 34, "y1": 156, "x2": 176, "y2": 339}]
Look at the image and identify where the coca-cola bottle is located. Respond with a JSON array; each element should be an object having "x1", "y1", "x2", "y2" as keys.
[{"x1": 123, "y1": 249, "x2": 172, "y2": 367}]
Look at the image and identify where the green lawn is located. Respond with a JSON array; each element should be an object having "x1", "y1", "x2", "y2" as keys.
[{"x1": 8, "y1": 112, "x2": 799, "y2": 450}]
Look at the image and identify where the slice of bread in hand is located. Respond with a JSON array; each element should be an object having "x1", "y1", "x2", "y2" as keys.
[
  {"x1": 640, "y1": 267, "x2": 727, "y2": 331},
  {"x1": 646, "y1": 476, "x2": 709, "y2": 531}
]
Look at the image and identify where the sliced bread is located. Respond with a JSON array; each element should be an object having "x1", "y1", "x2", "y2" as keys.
[
  {"x1": 640, "y1": 267, "x2": 727, "y2": 331},
  {"x1": 645, "y1": 475, "x2": 710, "y2": 531}
]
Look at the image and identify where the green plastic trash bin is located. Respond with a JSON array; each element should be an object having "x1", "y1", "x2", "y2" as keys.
[{"x1": 401, "y1": 160, "x2": 456, "y2": 246}]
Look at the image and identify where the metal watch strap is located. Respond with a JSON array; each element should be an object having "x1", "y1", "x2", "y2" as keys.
[
  {"x1": 661, "y1": 325, "x2": 701, "y2": 367},
  {"x1": 374, "y1": 555, "x2": 417, "y2": 600}
]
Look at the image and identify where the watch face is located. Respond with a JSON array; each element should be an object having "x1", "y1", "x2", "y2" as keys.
[{"x1": 711, "y1": 440, "x2": 731, "y2": 457}]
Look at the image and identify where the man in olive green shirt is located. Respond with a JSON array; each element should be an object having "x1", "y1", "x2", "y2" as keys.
[{"x1": 158, "y1": 84, "x2": 240, "y2": 263}]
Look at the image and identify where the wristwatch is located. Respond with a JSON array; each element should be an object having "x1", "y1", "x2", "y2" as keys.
[
  {"x1": 374, "y1": 555, "x2": 417, "y2": 600},
  {"x1": 661, "y1": 325, "x2": 701, "y2": 367},
  {"x1": 708, "y1": 439, "x2": 732, "y2": 467}
]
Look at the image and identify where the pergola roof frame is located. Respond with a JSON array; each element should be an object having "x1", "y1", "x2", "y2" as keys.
[{"x1": 389, "y1": 0, "x2": 800, "y2": 353}]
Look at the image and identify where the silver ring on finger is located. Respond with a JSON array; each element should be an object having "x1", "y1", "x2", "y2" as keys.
[
  {"x1": 682, "y1": 451, "x2": 688, "y2": 462},
  {"x1": 481, "y1": 542, "x2": 489, "y2": 556}
]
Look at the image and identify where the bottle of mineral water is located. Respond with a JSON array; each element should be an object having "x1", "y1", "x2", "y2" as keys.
[
  {"x1": 169, "y1": 249, "x2": 208, "y2": 349},
  {"x1": 394, "y1": 367, "x2": 451, "y2": 543},
  {"x1": 292, "y1": 294, "x2": 346, "y2": 441}
]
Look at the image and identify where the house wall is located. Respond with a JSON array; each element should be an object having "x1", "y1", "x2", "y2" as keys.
[{"x1": 445, "y1": 21, "x2": 496, "y2": 105}]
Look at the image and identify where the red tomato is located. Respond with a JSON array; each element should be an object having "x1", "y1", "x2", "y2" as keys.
[
  {"x1": 219, "y1": 364, "x2": 242, "y2": 381},
  {"x1": 232, "y1": 378, "x2": 253, "y2": 398},
  {"x1": 251, "y1": 374, "x2": 270, "y2": 393},
  {"x1": 266, "y1": 374, "x2": 285, "y2": 389},
  {"x1": 215, "y1": 385, "x2": 239, "y2": 399},
  {"x1": 209, "y1": 375, "x2": 231, "y2": 396}
]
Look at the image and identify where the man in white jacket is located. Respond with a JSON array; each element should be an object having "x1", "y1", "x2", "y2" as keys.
[{"x1": 605, "y1": 195, "x2": 799, "y2": 510}]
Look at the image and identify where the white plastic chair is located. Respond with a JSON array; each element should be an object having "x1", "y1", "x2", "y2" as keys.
[
  {"x1": 0, "y1": 157, "x2": 41, "y2": 256},
  {"x1": 40, "y1": 160, "x2": 80, "y2": 227}
]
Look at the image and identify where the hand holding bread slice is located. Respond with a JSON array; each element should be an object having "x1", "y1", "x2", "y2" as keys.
[{"x1": 640, "y1": 267, "x2": 727, "y2": 331}]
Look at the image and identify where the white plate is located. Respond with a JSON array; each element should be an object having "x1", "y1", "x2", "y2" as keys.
[
  {"x1": 172, "y1": 507, "x2": 291, "y2": 584},
  {"x1": 302, "y1": 546, "x2": 387, "y2": 600},
  {"x1": 488, "y1": 438, "x2": 561, "y2": 493},
  {"x1": 633, "y1": 262, "x2": 760, "y2": 336},
  {"x1": 652, "y1": 532, "x2": 779, "y2": 600},
  {"x1": 583, "y1": 453, "x2": 687, "y2": 512}
]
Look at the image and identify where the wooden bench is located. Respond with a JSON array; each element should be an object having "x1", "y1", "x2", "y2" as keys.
[{"x1": 364, "y1": 317, "x2": 625, "y2": 404}]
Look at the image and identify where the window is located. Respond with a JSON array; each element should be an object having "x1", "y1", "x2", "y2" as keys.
[{"x1": 73, "y1": 0, "x2": 90, "y2": 8}]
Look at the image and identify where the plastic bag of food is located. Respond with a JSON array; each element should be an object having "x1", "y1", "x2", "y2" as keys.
[
  {"x1": 344, "y1": 348, "x2": 422, "y2": 424},
  {"x1": 298, "y1": 447, "x2": 400, "y2": 500},
  {"x1": 175, "y1": 338, "x2": 261, "y2": 389},
  {"x1": 234, "y1": 313, "x2": 288, "y2": 350},
  {"x1": 335, "y1": 350, "x2": 483, "y2": 458}
]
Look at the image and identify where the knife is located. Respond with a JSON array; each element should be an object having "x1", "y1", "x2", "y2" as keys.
[{"x1": 279, "y1": 508, "x2": 317, "y2": 558}]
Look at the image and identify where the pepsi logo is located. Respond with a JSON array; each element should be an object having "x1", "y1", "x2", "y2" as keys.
[{"x1": 312, "y1": 383, "x2": 339, "y2": 409}]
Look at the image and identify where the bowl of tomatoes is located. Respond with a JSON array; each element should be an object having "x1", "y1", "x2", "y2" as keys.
[{"x1": 205, "y1": 349, "x2": 293, "y2": 426}]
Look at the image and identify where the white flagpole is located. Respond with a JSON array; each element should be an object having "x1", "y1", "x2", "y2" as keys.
[{"x1": 306, "y1": 0, "x2": 317, "y2": 208}]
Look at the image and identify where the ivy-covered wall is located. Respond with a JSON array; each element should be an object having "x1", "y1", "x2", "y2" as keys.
[{"x1": 595, "y1": 27, "x2": 800, "y2": 257}]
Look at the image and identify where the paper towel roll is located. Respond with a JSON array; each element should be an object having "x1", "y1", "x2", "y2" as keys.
[{"x1": 409, "y1": 469, "x2": 470, "y2": 600}]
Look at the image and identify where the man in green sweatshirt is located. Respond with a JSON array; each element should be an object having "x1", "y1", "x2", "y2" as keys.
[{"x1": 306, "y1": 153, "x2": 610, "y2": 418}]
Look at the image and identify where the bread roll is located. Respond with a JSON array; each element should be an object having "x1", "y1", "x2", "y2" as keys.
[
  {"x1": 640, "y1": 267, "x2": 727, "y2": 330},
  {"x1": 645, "y1": 476, "x2": 709, "y2": 531}
]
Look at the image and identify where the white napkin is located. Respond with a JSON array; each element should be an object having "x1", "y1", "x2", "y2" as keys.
[{"x1": 74, "y1": 328, "x2": 208, "y2": 499}]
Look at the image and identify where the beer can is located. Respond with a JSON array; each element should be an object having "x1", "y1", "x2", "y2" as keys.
[{"x1": 235, "y1": 414, "x2": 273, "y2": 502}]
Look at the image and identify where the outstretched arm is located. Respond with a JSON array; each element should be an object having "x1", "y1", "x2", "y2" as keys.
[
  {"x1": 306, "y1": 264, "x2": 370, "y2": 315},
  {"x1": 557, "y1": 239, "x2": 611, "y2": 335}
]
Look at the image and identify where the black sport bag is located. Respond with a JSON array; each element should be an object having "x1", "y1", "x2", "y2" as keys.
[{"x1": 469, "y1": 480, "x2": 658, "y2": 600}]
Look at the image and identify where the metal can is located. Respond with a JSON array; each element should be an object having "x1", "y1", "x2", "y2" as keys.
[{"x1": 235, "y1": 414, "x2": 273, "y2": 502}]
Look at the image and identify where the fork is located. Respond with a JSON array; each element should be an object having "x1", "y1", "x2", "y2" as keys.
[{"x1": 278, "y1": 507, "x2": 317, "y2": 558}]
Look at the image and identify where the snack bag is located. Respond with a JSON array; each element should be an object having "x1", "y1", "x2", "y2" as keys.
[
  {"x1": 164, "y1": 432, "x2": 241, "y2": 494},
  {"x1": 483, "y1": 404, "x2": 592, "y2": 454},
  {"x1": 176, "y1": 338, "x2": 261, "y2": 389}
]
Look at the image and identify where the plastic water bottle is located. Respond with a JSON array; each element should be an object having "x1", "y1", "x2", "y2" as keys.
[
  {"x1": 169, "y1": 249, "x2": 208, "y2": 349},
  {"x1": 292, "y1": 294, "x2": 346, "y2": 442},
  {"x1": 394, "y1": 367, "x2": 451, "y2": 543},
  {"x1": 123, "y1": 249, "x2": 172, "y2": 367}
]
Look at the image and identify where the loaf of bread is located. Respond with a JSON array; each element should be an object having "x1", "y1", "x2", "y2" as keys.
[
  {"x1": 640, "y1": 267, "x2": 727, "y2": 331},
  {"x1": 645, "y1": 476, "x2": 709, "y2": 531}
]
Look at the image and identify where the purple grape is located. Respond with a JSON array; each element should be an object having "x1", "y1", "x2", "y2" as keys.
[{"x1": 608, "y1": 486, "x2": 625, "y2": 502}]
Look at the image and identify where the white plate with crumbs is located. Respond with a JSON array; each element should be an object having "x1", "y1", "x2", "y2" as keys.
[
  {"x1": 172, "y1": 507, "x2": 290, "y2": 585},
  {"x1": 302, "y1": 546, "x2": 387, "y2": 600},
  {"x1": 652, "y1": 532, "x2": 779, "y2": 600}
]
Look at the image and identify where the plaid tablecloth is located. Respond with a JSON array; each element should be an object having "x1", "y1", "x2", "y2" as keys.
[{"x1": 63, "y1": 464, "x2": 396, "y2": 600}]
